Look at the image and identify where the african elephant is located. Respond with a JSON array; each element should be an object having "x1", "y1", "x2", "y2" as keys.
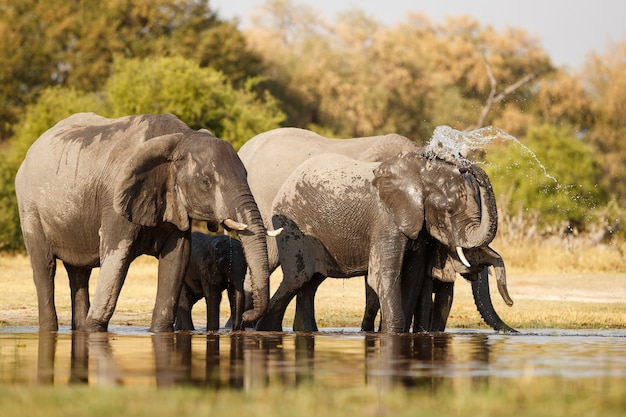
[
  {"x1": 255, "y1": 150, "x2": 499, "y2": 332},
  {"x1": 239, "y1": 128, "x2": 512, "y2": 332},
  {"x1": 15, "y1": 112, "x2": 270, "y2": 332},
  {"x1": 175, "y1": 232, "x2": 246, "y2": 331},
  {"x1": 238, "y1": 127, "x2": 418, "y2": 268},
  {"x1": 361, "y1": 242, "x2": 516, "y2": 332}
]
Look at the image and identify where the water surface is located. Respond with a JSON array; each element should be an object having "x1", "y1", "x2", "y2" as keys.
[{"x1": 1, "y1": 327, "x2": 624, "y2": 390}]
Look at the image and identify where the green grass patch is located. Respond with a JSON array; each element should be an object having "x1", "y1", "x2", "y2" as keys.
[{"x1": 1, "y1": 377, "x2": 625, "y2": 417}]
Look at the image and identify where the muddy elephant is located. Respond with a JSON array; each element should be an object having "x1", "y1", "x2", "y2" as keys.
[
  {"x1": 15, "y1": 112, "x2": 270, "y2": 332},
  {"x1": 362, "y1": 242, "x2": 516, "y2": 332},
  {"x1": 255, "y1": 151, "x2": 499, "y2": 332},
  {"x1": 175, "y1": 232, "x2": 247, "y2": 331},
  {"x1": 239, "y1": 128, "x2": 512, "y2": 332}
]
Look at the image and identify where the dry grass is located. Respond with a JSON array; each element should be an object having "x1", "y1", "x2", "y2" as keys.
[{"x1": 1, "y1": 236, "x2": 625, "y2": 330}]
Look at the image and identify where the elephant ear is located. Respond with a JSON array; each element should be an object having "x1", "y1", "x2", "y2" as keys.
[
  {"x1": 372, "y1": 152, "x2": 425, "y2": 239},
  {"x1": 113, "y1": 133, "x2": 190, "y2": 231}
]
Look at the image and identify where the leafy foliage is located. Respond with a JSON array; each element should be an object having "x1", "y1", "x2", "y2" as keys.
[
  {"x1": 484, "y1": 125, "x2": 610, "y2": 230},
  {"x1": 1, "y1": 0, "x2": 625, "y2": 250},
  {"x1": 0, "y1": 56, "x2": 284, "y2": 250}
]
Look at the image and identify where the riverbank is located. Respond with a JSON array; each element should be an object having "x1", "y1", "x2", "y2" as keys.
[{"x1": 1, "y1": 241, "x2": 625, "y2": 330}]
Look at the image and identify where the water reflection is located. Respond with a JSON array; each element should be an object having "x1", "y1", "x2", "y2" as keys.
[{"x1": 1, "y1": 328, "x2": 624, "y2": 390}]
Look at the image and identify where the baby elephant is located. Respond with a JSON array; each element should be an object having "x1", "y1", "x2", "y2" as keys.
[{"x1": 175, "y1": 232, "x2": 246, "y2": 331}]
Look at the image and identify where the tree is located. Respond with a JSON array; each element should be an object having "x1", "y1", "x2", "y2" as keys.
[
  {"x1": 0, "y1": 56, "x2": 284, "y2": 251},
  {"x1": 105, "y1": 56, "x2": 285, "y2": 148},
  {"x1": 245, "y1": 1, "x2": 552, "y2": 141},
  {"x1": 583, "y1": 41, "x2": 626, "y2": 205},
  {"x1": 0, "y1": 0, "x2": 262, "y2": 141}
]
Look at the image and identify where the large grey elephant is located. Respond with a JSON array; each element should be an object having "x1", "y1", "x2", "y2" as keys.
[
  {"x1": 239, "y1": 128, "x2": 513, "y2": 332},
  {"x1": 255, "y1": 151, "x2": 499, "y2": 332},
  {"x1": 175, "y1": 232, "x2": 247, "y2": 331},
  {"x1": 15, "y1": 112, "x2": 270, "y2": 332}
]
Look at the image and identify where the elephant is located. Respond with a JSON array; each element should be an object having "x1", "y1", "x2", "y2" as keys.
[
  {"x1": 15, "y1": 112, "x2": 270, "y2": 332},
  {"x1": 361, "y1": 241, "x2": 516, "y2": 332},
  {"x1": 239, "y1": 127, "x2": 513, "y2": 332},
  {"x1": 175, "y1": 232, "x2": 247, "y2": 331},
  {"x1": 238, "y1": 127, "x2": 419, "y2": 268},
  {"x1": 255, "y1": 150, "x2": 499, "y2": 332}
]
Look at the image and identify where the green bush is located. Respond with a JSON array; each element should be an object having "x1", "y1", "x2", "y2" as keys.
[
  {"x1": 0, "y1": 57, "x2": 285, "y2": 251},
  {"x1": 484, "y1": 124, "x2": 610, "y2": 231}
]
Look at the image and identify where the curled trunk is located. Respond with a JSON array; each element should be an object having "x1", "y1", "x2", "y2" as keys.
[{"x1": 460, "y1": 166, "x2": 499, "y2": 249}]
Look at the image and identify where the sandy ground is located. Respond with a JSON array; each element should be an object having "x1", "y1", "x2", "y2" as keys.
[{"x1": 1, "y1": 254, "x2": 625, "y2": 329}]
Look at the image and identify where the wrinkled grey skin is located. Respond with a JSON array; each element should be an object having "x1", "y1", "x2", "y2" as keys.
[
  {"x1": 15, "y1": 113, "x2": 270, "y2": 332},
  {"x1": 239, "y1": 128, "x2": 511, "y2": 332},
  {"x1": 238, "y1": 127, "x2": 418, "y2": 270},
  {"x1": 255, "y1": 151, "x2": 499, "y2": 332},
  {"x1": 175, "y1": 232, "x2": 247, "y2": 331},
  {"x1": 362, "y1": 240, "x2": 516, "y2": 332}
]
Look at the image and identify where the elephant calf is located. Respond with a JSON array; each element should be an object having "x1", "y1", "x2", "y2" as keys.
[{"x1": 175, "y1": 233, "x2": 246, "y2": 331}]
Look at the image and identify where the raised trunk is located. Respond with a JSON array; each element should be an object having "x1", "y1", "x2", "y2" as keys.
[{"x1": 460, "y1": 166, "x2": 499, "y2": 248}]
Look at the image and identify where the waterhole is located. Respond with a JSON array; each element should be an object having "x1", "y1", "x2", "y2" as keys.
[{"x1": 1, "y1": 327, "x2": 624, "y2": 389}]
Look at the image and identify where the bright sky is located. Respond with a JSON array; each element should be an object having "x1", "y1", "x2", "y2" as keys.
[{"x1": 210, "y1": 0, "x2": 626, "y2": 70}]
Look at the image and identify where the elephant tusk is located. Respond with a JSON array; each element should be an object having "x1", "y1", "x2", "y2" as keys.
[
  {"x1": 456, "y1": 246, "x2": 471, "y2": 268},
  {"x1": 223, "y1": 218, "x2": 248, "y2": 231},
  {"x1": 267, "y1": 227, "x2": 283, "y2": 237},
  {"x1": 480, "y1": 246, "x2": 499, "y2": 259}
]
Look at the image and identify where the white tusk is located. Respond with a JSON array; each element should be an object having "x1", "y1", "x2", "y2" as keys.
[
  {"x1": 267, "y1": 227, "x2": 283, "y2": 237},
  {"x1": 223, "y1": 218, "x2": 248, "y2": 231},
  {"x1": 456, "y1": 246, "x2": 471, "y2": 268}
]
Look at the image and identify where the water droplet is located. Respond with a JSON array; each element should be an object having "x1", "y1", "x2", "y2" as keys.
[{"x1": 424, "y1": 125, "x2": 557, "y2": 183}]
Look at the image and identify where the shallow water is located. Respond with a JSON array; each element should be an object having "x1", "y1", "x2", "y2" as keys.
[{"x1": 1, "y1": 327, "x2": 624, "y2": 390}]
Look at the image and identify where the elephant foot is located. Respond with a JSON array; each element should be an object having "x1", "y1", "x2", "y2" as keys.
[
  {"x1": 149, "y1": 322, "x2": 175, "y2": 333},
  {"x1": 79, "y1": 318, "x2": 109, "y2": 333},
  {"x1": 254, "y1": 317, "x2": 283, "y2": 331}
]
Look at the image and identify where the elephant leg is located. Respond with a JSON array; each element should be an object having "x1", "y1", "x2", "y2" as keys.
[
  {"x1": 64, "y1": 263, "x2": 92, "y2": 330},
  {"x1": 174, "y1": 284, "x2": 197, "y2": 331},
  {"x1": 27, "y1": 243, "x2": 58, "y2": 331},
  {"x1": 360, "y1": 276, "x2": 380, "y2": 332},
  {"x1": 368, "y1": 245, "x2": 405, "y2": 333},
  {"x1": 205, "y1": 285, "x2": 222, "y2": 331},
  {"x1": 227, "y1": 284, "x2": 245, "y2": 330},
  {"x1": 293, "y1": 273, "x2": 325, "y2": 332},
  {"x1": 431, "y1": 281, "x2": 454, "y2": 332},
  {"x1": 256, "y1": 280, "x2": 302, "y2": 331},
  {"x1": 84, "y1": 247, "x2": 134, "y2": 332},
  {"x1": 151, "y1": 232, "x2": 191, "y2": 332},
  {"x1": 413, "y1": 276, "x2": 433, "y2": 333}
]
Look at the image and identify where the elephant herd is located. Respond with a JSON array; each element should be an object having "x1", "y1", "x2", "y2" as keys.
[{"x1": 15, "y1": 113, "x2": 516, "y2": 334}]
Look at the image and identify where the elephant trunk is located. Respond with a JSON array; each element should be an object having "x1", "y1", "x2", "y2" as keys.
[
  {"x1": 471, "y1": 268, "x2": 518, "y2": 333},
  {"x1": 489, "y1": 249, "x2": 514, "y2": 307},
  {"x1": 226, "y1": 191, "x2": 270, "y2": 323},
  {"x1": 460, "y1": 166, "x2": 499, "y2": 249}
]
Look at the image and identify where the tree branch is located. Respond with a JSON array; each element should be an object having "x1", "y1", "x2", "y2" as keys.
[{"x1": 471, "y1": 55, "x2": 535, "y2": 130}]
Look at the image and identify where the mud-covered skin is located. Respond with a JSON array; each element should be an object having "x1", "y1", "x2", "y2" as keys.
[
  {"x1": 15, "y1": 113, "x2": 270, "y2": 332},
  {"x1": 256, "y1": 152, "x2": 499, "y2": 332},
  {"x1": 240, "y1": 127, "x2": 511, "y2": 333}
]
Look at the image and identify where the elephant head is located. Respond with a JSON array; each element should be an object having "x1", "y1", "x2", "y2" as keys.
[
  {"x1": 113, "y1": 130, "x2": 269, "y2": 322},
  {"x1": 373, "y1": 152, "x2": 498, "y2": 259},
  {"x1": 428, "y1": 244, "x2": 516, "y2": 332}
]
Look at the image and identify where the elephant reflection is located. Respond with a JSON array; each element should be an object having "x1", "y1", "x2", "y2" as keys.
[{"x1": 34, "y1": 332, "x2": 492, "y2": 390}]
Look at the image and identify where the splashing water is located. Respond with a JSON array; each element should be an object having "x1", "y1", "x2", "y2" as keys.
[{"x1": 423, "y1": 125, "x2": 556, "y2": 182}]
